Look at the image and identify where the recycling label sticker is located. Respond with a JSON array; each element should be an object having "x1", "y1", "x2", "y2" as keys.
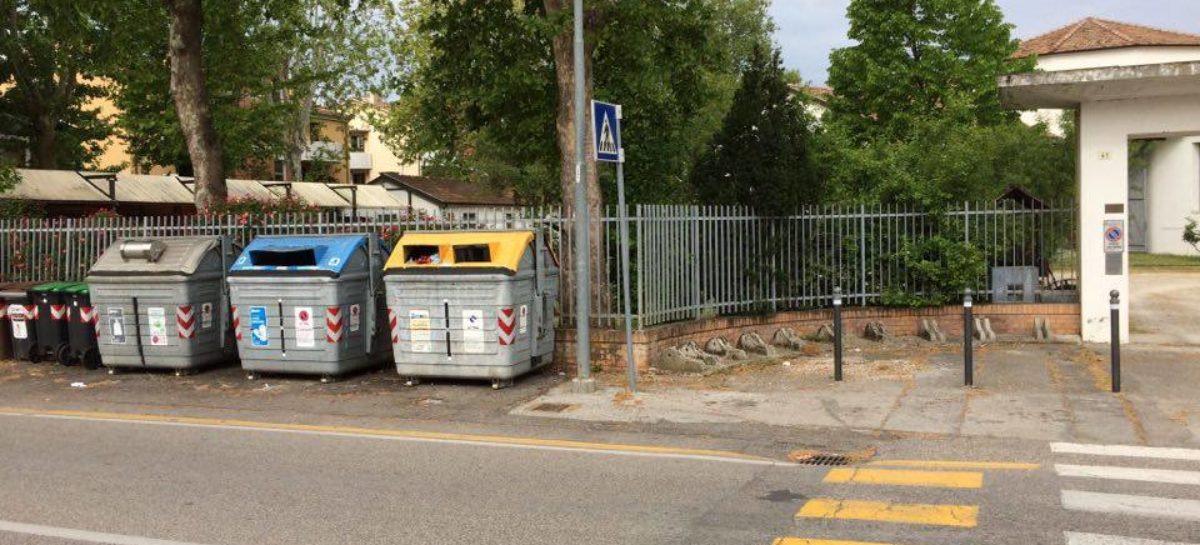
[
  {"x1": 519, "y1": 304, "x2": 528, "y2": 334},
  {"x1": 108, "y1": 307, "x2": 126, "y2": 344},
  {"x1": 147, "y1": 307, "x2": 168, "y2": 346},
  {"x1": 349, "y1": 304, "x2": 361, "y2": 332},
  {"x1": 201, "y1": 302, "x2": 213, "y2": 329},
  {"x1": 250, "y1": 306, "x2": 269, "y2": 347},
  {"x1": 409, "y1": 309, "x2": 431, "y2": 353},
  {"x1": 9, "y1": 305, "x2": 27, "y2": 340},
  {"x1": 462, "y1": 309, "x2": 485, "y2": 353},
  {"x1": 294, "y1": 307, "x2": 315, "y2": 348}
]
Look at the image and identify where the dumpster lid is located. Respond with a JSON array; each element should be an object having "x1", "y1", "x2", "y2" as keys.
[
  {"x1": 385, "y1": 231, "x2": 535, "y2": 273},
  {"x1": 230, "y1": 234, "x2": 378, "y2": 277},
  {"x1": 31, "y1": 281, "x2": 73, "y2": 292},
  {"x1": 89, "y1": 237, "x2": 223, "y2": 276},
  {"x1": 63, "y1": 283, "x2": 89, "y2": 295}
]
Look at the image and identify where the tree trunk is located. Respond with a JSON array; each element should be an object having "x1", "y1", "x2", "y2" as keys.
[
  {"x1": 545, "y1": 0, "x2": 606, "y2": 319},
  {"x1": 165, "y1": 0, "x2": 226, "y2": 210},
  {"x1": 31, "y1": 112, "x2": 57, "y2": 169}
]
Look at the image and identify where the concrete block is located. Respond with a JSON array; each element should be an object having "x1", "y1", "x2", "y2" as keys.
[
  {"x1": 704, "y1": 336, "x2": 748, "y2": 360},
  {"x1": 738, "y1": 332, "x2": 774, "y2": 356},
  {"x1": 864, "y1": 321, "x2": 890, "y2": 341},
  {"x1": 772, "y1": 327, "x2": 806, "y2": 350},
  {"x1": 920, "y1": 318, "x2": 947, "y2": 342}
]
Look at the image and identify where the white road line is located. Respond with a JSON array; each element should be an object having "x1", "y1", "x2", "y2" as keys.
[
  {"x1": 1056, "y1": 464, "x2": 1200, "y2": 486},
  {"x1": 1061, "y1": 490, "x2": 1200, "y2": 522},
  {"x1": 0, "y1": 519, "x2": 217, "y2": 545},
  {"x1": 1052, "y1": 442, "x2": 1200, "y2": 462},
  {"x1": 1066, "y1": 531, "x2": 1199, "y2": 545}
]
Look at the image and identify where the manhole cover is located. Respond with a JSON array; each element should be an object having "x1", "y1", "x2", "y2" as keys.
[
  {"x1": 531, "y1": 402, "x2": 574, "y2": 413},
  {"x1": 789, "y1": 446, "x2": 876, "y2": 466}
]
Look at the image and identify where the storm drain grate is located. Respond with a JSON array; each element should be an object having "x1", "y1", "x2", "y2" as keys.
[
  {"x1": 530, "y1": 402, "x2": 574, "y2": 413},
  {"x1": 788, "y1": 447, "x2": 876, "y2": 466}
]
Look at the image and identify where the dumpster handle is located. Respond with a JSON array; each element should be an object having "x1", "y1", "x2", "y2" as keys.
[
  {"x1": 443, "y1": 300, "x2": 452, "y2": 359},
  {"x1": 219, "y1": 235, "x2": 230, "y2": 350},
  {"x1": 365, "y1": 235, "x2": 377, "y2": 355},
  {"x1": 277, "y1": 299, "x2": 286, "y2": 356},
  {"x1": 132, "y1": 297, "x2": 145, "y2": 366}
]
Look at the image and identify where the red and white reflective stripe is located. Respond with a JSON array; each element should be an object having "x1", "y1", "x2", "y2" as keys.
[
  {"x1": 26, "y1": 305, "x2": 38, "y2": 320},
  {"x1": 0, "y1": 304, "x2": 7, "y2": 320},
  {"x1": 232, "y1": 305, "x2": 242, "y2": 340},
  {"x1": 388, "y1": 309, "x2": 400, "y2": 344},
  {"x1": 50, "y1": 304, "x2": 68, "y2": 321},
  {"x1": 326, "y1": 306, "x2": 344, "y2": 343},
  {"x1": 79, "y1": 306, "x2": 100, "y2": 338},
  {"x1": 497, "y1": 307, "x2": 516, "y2": 346},
  {"x1": 176, "y1": 304, "x2": 196, "y2": 339}
]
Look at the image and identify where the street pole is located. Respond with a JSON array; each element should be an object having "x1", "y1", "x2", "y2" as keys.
[
  {"x1": 617, "y1": 155, "x2": 635, "y2": 393},
  {"x1": 833, "y1": 287, "x2": 843, "y2": 382},
  {"x1": 963, "y1": 288, "x2": 974, "y2": 387},
  {"x1": 1110, "y1": 290, "x2": 1121, "y2": 393},
  {"x1": 571, "y1": 0, "x2": 594, "y2": 392}
]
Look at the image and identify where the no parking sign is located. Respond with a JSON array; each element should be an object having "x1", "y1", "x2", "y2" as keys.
[{"x1": 1104, "y1": 220, "x2": 1124, "y2": 253}]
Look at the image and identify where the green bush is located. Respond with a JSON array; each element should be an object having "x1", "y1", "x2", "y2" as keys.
[{"x1": 883, "y1": 235, "x2": 985, "y2": 307}]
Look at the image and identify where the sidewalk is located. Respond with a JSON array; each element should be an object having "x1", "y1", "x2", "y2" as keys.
[{"x1": 514, "y1": 340, "x2": 1200, "y2": 447}]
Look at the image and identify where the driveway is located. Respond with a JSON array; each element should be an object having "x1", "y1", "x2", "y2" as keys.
[{"x1": 1130, "y1": 270, "x2": 1200, "y2": 345}]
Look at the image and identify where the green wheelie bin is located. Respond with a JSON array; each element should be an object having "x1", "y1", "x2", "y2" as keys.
[
  {"x1": 28, "y1": 282, "x2": 74, "y2": 364},
  {"x1": 63, "y1": 283, "x2": 102, "y2": 368}
]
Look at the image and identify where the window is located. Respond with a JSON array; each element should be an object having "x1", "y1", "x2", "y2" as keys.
[
  {"x1": 273, "y1": 160, "x2": 286, "y2": 181},
  {"x1": 309, "y1": 122, "x2": 323, "y2": 142},
  {"x1": 349, "y1": 132, "x2": 366, "y2": 152},
  {"x1": 460, "y1": 212, "x2": 478, "y2": 224},
  {"x1": 352, "y1": 172, "x2": 367, "y2": 185}
]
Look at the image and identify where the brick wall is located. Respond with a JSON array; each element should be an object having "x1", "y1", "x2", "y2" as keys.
[{"x1": 554, "y1": 303, "x2": 1080, "y2": 373}]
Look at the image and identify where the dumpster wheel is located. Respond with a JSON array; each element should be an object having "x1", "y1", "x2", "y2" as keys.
[
  {"x1": 491, "y1": 378, "x2": 514, "y2": 390},
  {"x1": 82, "y1": 348, "x2": 102, "y2": 370},
  {"x1": 319, "y1": 374, "x2": 338, "y2": 384},
  {"x1": 55, "y1": 344, "x2": 76, "y2": 367},
  {"x1": 402, "y1": 377, "x2": 421, "y2": 387}
]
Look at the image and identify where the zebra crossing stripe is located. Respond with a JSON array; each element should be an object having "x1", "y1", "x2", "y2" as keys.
[
  {"x1": 1065, "y1": 531, "x2": 1199, "y2": 545},
  {"x1": 1051, "y1": 443, "x2": 1200, "y2": 462},
  {"x1": 1061, "y1": 490, "x2": 1200, "y2": 522},
  {"x1": 1056, "y1": 464, "x2": 1200, "y2": 486}
]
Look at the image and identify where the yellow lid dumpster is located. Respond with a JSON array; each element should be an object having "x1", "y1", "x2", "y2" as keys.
[{"x1": 383, "y1": 230, "x2": 559, "y2": 389}]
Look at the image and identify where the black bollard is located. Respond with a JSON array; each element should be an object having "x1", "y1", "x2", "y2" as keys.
[
  {"x1": 964, "y1": 288, "x2": 974, "y2": 387},
  {"x1": 833, "y1": 287, "x2": 843, "y2": 382},
  {"x1": 1110, "y1": 290, "x2": 1121, "y2": 393}
]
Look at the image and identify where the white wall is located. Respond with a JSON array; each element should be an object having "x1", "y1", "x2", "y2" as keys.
[
  {"x1": 1078, "y1": 95, "x2": 1200, "y2": 342},
  {"x1": 349, "y1": 110, "x2": 421, "y2": 181},
  {"x1": 1146, "y1": 137, "x2": 1200, "y2": 255},
  {"x1": 382, "y1": 187, "x2": 442, "y2": 217},
  {"x1": 1037, "y1": 46, "x2": 1200, "y2": 72}
]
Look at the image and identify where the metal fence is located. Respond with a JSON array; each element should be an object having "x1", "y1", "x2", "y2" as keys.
[{"x1": 0, "y1": 201, "x2": 1077, "y2": 329}]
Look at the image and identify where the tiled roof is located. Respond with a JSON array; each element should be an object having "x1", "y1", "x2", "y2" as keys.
[
  {"x1": 1015, "y1": 17, "x2": 1200, "y2": 58},
  {"x1": 371, "y1": 172, "x2": 516, "y2": 206}
]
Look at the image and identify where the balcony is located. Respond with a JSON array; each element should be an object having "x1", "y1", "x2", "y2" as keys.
[
  {"x1": 349, "y1": 151, "x2": 372, "y2": 170},
  {"x1": 301, "y1": 141, "x2": 343, "y2": 162}
]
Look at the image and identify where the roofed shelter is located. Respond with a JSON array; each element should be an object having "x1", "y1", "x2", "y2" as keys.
[{"x1": 1000, "y1": 17, "x2": 1200, "y2": 343}]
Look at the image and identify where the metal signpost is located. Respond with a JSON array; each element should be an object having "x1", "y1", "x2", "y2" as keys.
[
  {"x1": 571, "y1": 0, "x2": 593, "y2": 392},
  {"x1": 593, "y1": 99, "x2": 636, "y2": 393}
]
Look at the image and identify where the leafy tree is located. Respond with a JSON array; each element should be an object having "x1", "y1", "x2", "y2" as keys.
[
  {"x1": 0, "y1": 0, "x2": 113, "y2": 169},
  {"x1": 826, "y1": 0, "x2": 1032, "y2": 142},
  {"x1": 690, "y1": 46, "x2": 820, "y2": 214},
  {"x1": 384, "y1": 0, "x2": 774, "y2": 206}
]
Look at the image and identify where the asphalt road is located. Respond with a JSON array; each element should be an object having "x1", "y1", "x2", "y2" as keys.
[{"x1": 1, "y1": 410, "x2": 1199, "y2": 545}]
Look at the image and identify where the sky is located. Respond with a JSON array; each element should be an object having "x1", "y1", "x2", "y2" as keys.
[{"x1": 768, "y1": 0, "x2": 1200, "y2": 86}]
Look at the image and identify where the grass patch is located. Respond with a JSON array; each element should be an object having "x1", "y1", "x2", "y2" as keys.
[{"x1": 1131, "y1": 253, "x2": 1200, "y2": 269}]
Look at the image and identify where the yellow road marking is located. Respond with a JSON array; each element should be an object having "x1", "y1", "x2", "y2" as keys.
[
  {"x1": 823, "y1": 467, "x2": 983, "y2": 489},
  {"x1": 773, "y1": 539, "x2": 897, "y2": 545},
  {"x1": 796, "y1": 498, "x2": 978, "y2": 527},
  {"x1": 0, "y1": 407, "x2": 779, "y2": 465},
  {"x1": 868, "y1": 459, "x2": 1040, "y2": 471}
]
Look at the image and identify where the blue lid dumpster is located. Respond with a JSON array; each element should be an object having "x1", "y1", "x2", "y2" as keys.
[
  {"x1": 383, "y1": 230, "x2": 559, "y2": 389},
  {"x1": 86, "y1": 237, "x2": 238, "y2": 375},
  {"x1": 228, "y1": 234, "x2": 391, "y2": 382}
]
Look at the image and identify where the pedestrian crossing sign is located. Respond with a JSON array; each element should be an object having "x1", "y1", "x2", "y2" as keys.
[{"x1": 592, "y1": 100, "x2": 622, "y2": 163}]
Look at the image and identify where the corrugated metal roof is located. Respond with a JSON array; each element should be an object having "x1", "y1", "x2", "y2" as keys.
[
  {"x1": 5, "y1": 169, "x2": 111, "y2": 202},
  {"x1": 226, "y1": 179, "x2": 279, "y2": 200},
  {"x1": 329, "y1": 184, "x2": 406, "y2": 209},
  {"x1": 267, "y1": 181, "x2": 350, "y2": 208},
  {"x1": 102, "y1": 172, "x2": 195, "y2": 204}
]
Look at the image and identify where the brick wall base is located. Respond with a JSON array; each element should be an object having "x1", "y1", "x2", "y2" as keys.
[{"x1": 554, "y1": 303, "x2": 1080, "y2": 373}]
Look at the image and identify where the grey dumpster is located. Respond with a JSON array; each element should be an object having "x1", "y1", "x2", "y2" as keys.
[
  {"x1": 228, "y1": 234, "x2": 390, "y2": 382},
  {"x1": 87, "y1": 237, "x2": 238, "y2": 375},
  {"x1": 383, "y1": 230, "x2": 559, "y2": 389}
]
